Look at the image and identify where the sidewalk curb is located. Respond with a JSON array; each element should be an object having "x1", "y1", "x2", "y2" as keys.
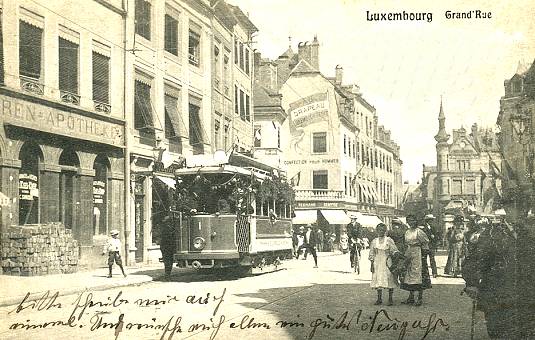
[{"x1": 0, "y1": 275, "x2": 153, "y2": 308}]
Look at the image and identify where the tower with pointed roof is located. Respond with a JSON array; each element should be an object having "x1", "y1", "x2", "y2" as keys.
[{"x1": 434, "y1": 98, "x2": 451, "y2": 201}]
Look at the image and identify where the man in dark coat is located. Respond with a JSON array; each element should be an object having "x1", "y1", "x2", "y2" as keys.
[
  {"x1": 347, "y1": 218, "x2": 364, "y2": 268},
  {"x1": 295, "y1": 224, "x2": 318, "y2": 268},
  {"x1": 463, "y1": 212, "x2": 535, "y2": 339},
  {"x1": 420, "y1": 214, "x2": 439, "y2": 277},
  {"x1": 160, "y1": 214, "x2": 177, "y2": 280}
]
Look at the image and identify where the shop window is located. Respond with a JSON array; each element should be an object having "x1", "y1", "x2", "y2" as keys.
[
  {"x1": 135, "y1": 0, "x2": 151, "y2": 40},
  {"x1": 18, "y1": 142, "x2": 42, "y2": 225},
  {"x1": 164, "y1": 14, "x2": 178, "y2": 56},
  {"x1": 92, "y1": 51, "x2": 110, "y2": 106},
  {"x1": 93, "y1": 155, "x2": 110, "y2": 235},
  {"x1": 313, "y1": 170, "x2": 328, "y2": 190},
  {"x1": 312, "y1": 132, "x2": 327, "y2": 153},
  {"x1": 19, "y1": 20, "x2": 42, "y2": 80},
  {"x1": 188, "y1": 29, "x2": 200, "y2": 67},
  {"x1": 59, "y1": 37, "x2": 79, "y2": 97},
  {"x1": 59, "y1": 149, "x2": 80, "y2": 230},
  {"x1": 189, "y1": 98, "x2": 204, "y2": 154},
  {"x1": 452, "y1": 179, "x2": 462, "y2": 195},
  {"x1": 134, "y1": 79, "x2": 154, "y2": 130}
]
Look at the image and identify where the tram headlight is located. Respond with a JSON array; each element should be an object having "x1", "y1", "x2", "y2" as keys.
[{"x1": 193, "y1": 237, "x2": 206, "y2": 250}]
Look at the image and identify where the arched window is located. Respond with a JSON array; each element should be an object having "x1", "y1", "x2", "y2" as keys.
[
  {"x1": 59, "y1": 148, "x2": 80, "y2": 229},
  {"x1": 93, "y1": 155, "x2": 110, "y2": 235},
  {"x1": 18, "y1": 142, "x2": 43, "y2": 224}
]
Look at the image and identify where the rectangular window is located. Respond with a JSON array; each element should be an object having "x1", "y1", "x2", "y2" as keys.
[
  {"x1": 189, "y1": 99, "x2": 203, "y2": 154},
  {"x1": 19, "y1": 21, "x2": 42, "y2": 80},
  {"x1": 214, "y1": 118, "x2": 221, "y2": 150},
  {"x1": 234, "y1": 40, "x2": 238, "y2": 65},
  {"x1": 312, "y1": 132, "x2": 327, "y2": 153},
  {"x1": 245, "y1": 48, "x2": 250, "y2": 75},
  {"x1": 135, "y1": 0, "x2": 151, "y2": 40},
  {"x1": 313, "y1": 170, "x2": 328, "y2": 190},
  {"x1": 239, "y1": 90, "x2": 245, "y2": 120},
  {"x1": 224, "y1": 119, "x2": 230, "y2": 150},
  {"x1": 343, "y1": 135, "x2": 347, "y2": 154},
  {"x1": 164, "y1": 93, "x2": 182, "y2": 139},
  {"x1": 214, "y1": 45, "x2": 220, "y2": 89},
  {"x1": 344, "y1": 175, "x2": 348, "y2": 195},
  {"x1": 277, "y1": 127, "x2": 281, "y2": 149},
  {"x1": 234, "y1": 85, "x2": 239, "y2": 116},
  {"x1": 59, "y1": 37, "x2": 79, "y2": 95},
  {"x1": 164, "y1": 14, "x2": 178, "y2": 56},
  {"x1": 223, "y1": 52, "x2": 230, "y2": 96},
  {"x1": 466, "y1": 179, "x2": 476, "y2": 194},
  {"x1": 188, "y1": 30, "x2": 200, "y2": 66},
  {"x1": 452, "y1": 179, "x2": 462, "y2": 195},
  {"x1": 92, "y1": 51, "x2": 110, "y2": 105},
  {"x1": 245, "y1": 94, "x2": 250, "y2": 121},
  {"x1": 239, "y1": 41, "x2": 244, "y2": 70},
  {"x1": 134, "y1": 80, "x2": 154, "y2": 130},
  {"x1": 348, "y1": 139, "x2": 352, "y2": 157}
]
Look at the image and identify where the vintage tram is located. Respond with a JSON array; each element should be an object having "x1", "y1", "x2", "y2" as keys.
[{"x1": 170, "y1": 154, "x2": 294, "y2": 272}]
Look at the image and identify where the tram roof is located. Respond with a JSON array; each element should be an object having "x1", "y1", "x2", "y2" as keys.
[{"x1": 175, "y1": 165, "x2": 252, "y2": 176}]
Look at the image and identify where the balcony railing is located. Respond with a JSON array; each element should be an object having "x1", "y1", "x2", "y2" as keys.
[
  {"x1": 295, "y1": 189, "x2": 345, "y2": 200},
  {"x1": 20, "y1": 76, "x2": 44, "y2": 95}
]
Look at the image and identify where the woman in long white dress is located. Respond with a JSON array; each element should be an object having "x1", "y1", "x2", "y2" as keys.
[{"x1": 369, "y1": 223, "x2": 399, "y2": 305}]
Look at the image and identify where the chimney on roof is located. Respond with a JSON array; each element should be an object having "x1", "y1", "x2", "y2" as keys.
[
  {"x1": 335, "y1": 65, "x2": 343, "y2": 85},
  {"x1": 297, "y1": 36, "x2": 320, "y2": 70}
]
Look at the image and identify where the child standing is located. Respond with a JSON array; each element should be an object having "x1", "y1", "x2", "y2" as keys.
[
  {"x1": 369, "y1": 223, "x2": 399, "y2": 305},
  {"x1": 103, "y1": 229, "x2": 127, "y2": 278}
]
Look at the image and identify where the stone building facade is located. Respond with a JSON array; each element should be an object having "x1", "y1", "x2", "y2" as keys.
[{"x1": 0, "y1": 0, "x2": 126, "y2": 269}]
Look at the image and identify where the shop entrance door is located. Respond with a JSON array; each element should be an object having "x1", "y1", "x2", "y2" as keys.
[{"x1": 134, "y1": 195, "x2": 144, "y2": 262}]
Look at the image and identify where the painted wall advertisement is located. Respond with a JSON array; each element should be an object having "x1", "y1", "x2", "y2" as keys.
[{"x1": 288, "y1": 92, "x2": 330, "y2": 153}]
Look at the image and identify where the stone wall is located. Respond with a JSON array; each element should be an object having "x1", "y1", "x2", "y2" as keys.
[{"x1": 1, "y1": 223, "x2": 79, "y2": 276}]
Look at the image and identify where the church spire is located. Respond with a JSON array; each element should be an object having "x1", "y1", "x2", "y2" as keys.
[{"x1": 434, "y1": 96, "x2": 450, "y2": 143}]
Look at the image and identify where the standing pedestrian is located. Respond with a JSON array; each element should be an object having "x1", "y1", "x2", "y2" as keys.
[
  {"x1": 444, "y1": 215, "x2": 465, "y2": 277},
  {"x1": 369, "y1": 223, "x2": 399, "y2": 305},
  {"x1": 315, "y1": 227, "x2": 324, "y2": 252},
  {"x1": 160, "y1": 214, "x2": 176, "y2": 280},
  {"x1": 295, "y1": 224, "x2": 318, "y2": 268},
  {"x1": 421, "y1": 214, "x2": 439, "y2": 277},
  {"x1": 293, "y1": 226, "x2": 305, "y2": 259},
  {"x1": 103, "y1": 229, "x2": 127, "y2": 278},
  {"x1": 389, "y1": 218, "x2": 407, "y2": 254},
  {"x1": 400, "y1": 214, "x2": 431, "y2": 306}
]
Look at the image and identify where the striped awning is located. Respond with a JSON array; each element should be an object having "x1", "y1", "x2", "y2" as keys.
[{"x1": 292, "y1": 210, "x2": 317, "y2": 224}]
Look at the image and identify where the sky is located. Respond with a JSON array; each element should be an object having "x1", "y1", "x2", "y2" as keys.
[{"x1": 229, "y1": 0, "x2": 535, "y2": 184}]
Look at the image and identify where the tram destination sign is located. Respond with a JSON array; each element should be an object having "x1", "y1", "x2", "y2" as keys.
[{"x1": 0, "y1": 95, "x2": 124, "y2": 147}]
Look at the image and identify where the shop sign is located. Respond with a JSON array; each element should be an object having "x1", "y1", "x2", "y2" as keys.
[
  {"x1": 0, "y1": 95, "x2": 124, "y2": 147},
  {"x1": 296, "y1": 201, "x2": 341, "y2": 208},
  {"x1": 93, "y1": 180, "x2": 106, "y2": 204},
  {"x1": 284, "y1": 158, "x2": 339, "y2": 165},
  {"x1": 19, "y1": 173, "x2": 38, "y2": 201}
]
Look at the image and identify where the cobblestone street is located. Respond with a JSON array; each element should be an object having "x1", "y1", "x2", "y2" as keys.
[{"x1": 0, "y1": 250, "x2": 489, "y2": 340}]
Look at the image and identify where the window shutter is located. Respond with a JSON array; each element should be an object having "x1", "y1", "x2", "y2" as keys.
[
  {"x1": 59, "y1": 37, "x2": 79, "y2": 94},
  {"x1": 92, "y1": 51, "x2": 109, "y2": 104},
  {"x1": 164, "y1": 93, "x2": 183, "y2": 138},
  {"x1": 245, "y1": 94, "x2": 250, "y2": 121},
  {"x1": 134, "y1": 80, "x2": 154, "y2": 129},
  {"x1": 19, "y1": 21, "x2": 42, "y2": 79}
]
